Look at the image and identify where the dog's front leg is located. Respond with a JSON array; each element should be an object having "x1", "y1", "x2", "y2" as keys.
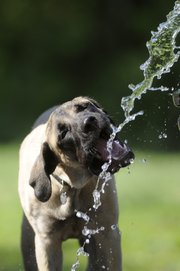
[
  {"x1": 35, "y1": 233, "x2": 62, "y2": 271},
  {"x1": 86, "y1": 227, "x2": 122, "y2": 271}
]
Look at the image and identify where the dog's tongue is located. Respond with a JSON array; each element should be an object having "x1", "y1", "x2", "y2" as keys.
[
  {"x1": 93, "y1": 137, "x2": 134, "y2": 174},
  {"x1": 96, "y1": 139, "x2": 128, "y2": 162}
]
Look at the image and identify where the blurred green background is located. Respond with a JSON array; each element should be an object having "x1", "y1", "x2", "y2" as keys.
[
  {"x1": 0, "y1": 0, "x2": 179, "y2": 149},
  {"x1": 0, "y1": 0, "x2": 179, "y2": 270}
]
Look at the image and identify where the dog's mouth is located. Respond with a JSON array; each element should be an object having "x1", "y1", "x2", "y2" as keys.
[{"x1": 88, "y1": 128, "x2": 134, "y2": 175}]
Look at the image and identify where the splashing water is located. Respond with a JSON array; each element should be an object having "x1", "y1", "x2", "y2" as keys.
[
  {"x1": 121, "y1": 0, "x2": 180, "y2": 119},
  {"x1": 92, "y1": 0, "x2": 180, "y2": 258},
  {"x1": 76, "y1": 211, "x2": 90, "y2": 223},
  {"x1": 71, "y1": 260, "x2": 80, "y2": 271},
  {"x1": 92, "y1": 122, "x2": 136, "y2": 211},
  {"x1": 82, "y1": 226, "x2": 105, "y2": 237},
  {"x1": 71, "y1": 242, "x2": 89, "y2": 271},
  {"x1": 71, "y1": 2, "x2": 180, "y2": 270},
  {"x1": 94, "y1": 1, "x2": 180, "y2": 195}
]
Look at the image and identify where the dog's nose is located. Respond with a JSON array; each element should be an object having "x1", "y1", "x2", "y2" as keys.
[{"x1": 83, "y1": 116, "x2": 97, "y2": 132}]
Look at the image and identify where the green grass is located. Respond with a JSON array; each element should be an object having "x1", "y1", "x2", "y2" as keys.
[
  {"x1": 0, "y1": 144, "x2": 179, "y2": 271},
  {"x1": 118, "y1": 152, "x2": 180, "y2": 271}
]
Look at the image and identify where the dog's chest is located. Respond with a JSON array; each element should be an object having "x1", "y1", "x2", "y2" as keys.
[{"x1": 46, "y1": 178, "x2": 80, "y2": 221}]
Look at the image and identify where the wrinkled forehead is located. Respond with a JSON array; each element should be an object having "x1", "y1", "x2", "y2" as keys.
[
  {"x1": 61, "y1": 96, "x2": 99, "y2": 110},
  {"x1": 56, "y1": 97, "x2": 99, "y2": 114},
  {"x1": 49, "y1": 97, "x2": 101, "y2": 124},
  {"x1": 72, "y1": 96, "x2": 95, "y2": 105}
]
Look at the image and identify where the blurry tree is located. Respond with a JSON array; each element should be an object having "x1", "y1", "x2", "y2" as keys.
[{"x1": 0, "y1": 0, "x2": 179, "y2": 150}]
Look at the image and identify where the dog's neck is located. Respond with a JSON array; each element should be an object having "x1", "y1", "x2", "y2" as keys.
[
  {"x1": 52, "y1": 165, "x2": 95, "y2": 190},
  {"x1": 51, "y1": 173, "x2": 70, "y2": 188}
]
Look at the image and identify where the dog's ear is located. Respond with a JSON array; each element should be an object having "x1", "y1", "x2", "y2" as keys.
[
  {"x1": 88, "y1": 97, "x2": 102, "y2": 109},
  {"x1": 29, "y1": 142, "x2": 58, "y2": 202}
]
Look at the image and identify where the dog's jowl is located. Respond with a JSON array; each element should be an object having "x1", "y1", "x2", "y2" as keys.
[{"x1": 18, "y1": 96, "x2": 134, "y2": 271}]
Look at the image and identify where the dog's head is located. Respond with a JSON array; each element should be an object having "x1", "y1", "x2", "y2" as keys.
[{"x1": 30, "y1": 97, "x2": 134, "y2": 202}]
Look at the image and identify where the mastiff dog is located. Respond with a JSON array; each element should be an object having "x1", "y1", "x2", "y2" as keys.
[{"x1": 18, "y1": 96, "x2": 134, "y2": 271}]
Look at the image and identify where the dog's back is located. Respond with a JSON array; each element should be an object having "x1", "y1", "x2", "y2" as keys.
[{"x1": 32, "y1": 106, "x2": 57, "y2": 129}]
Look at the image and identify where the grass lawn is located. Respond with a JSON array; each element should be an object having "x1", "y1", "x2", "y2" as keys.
[{"x1": 0, "y1": 144, "x2": 179, "y2": 271}]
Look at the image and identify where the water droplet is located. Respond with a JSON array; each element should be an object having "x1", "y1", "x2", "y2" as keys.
[
  {"x1": 129, "y1": 158, "x2": 135, "y2": 164},
  {"x1": 77, "y1": 247, "x2": 89, "y2": 257},
  {"x1": 111, "y1": 224, "x2": 117, "y2": 230},
  {"x1": 158, "y1": 132, "x2": 167, "y2": 139},
  {"x1": 76, "y1": 211, "x2": 90, "y2": 223},
  {"x1": 82, "y1": 226, "x2": 90, "y2": 236},
  {"x1": 71, "y1": 260, "x2": 80, "y2": 271},
  {"x1": 149, "y1": 86, "x2": 169, "y2": 92},
  {"x1": 93, "y1": 189, "x2": 101, "y2": 210},
  {"x1": 100, "y1": 226, "x2": 105, "y2": 231},
  {"x1": 82, "y1": 226, "x2": 104, "y2": 237},
  {"x1": 141, "y1": 158, "x2": 147, "y2": 164},
  {"x1": 85, "y1": 238, "x2": 90, "y2": 244}
]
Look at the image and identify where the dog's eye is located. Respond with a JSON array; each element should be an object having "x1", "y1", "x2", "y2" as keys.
[
  {"x1": 58, "y1": 124, "x2": 69, "y2": 139},
  {"x1": 61, "y1": 129, "x2": 68, "y2": 139}
]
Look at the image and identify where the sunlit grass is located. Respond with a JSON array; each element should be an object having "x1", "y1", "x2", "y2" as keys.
[
  {"x1": 118, "y1": 151, "x2": 180, "y2": 271},
  {"x1": 0, "y1": 144, "x2": 179, "y2": 270},
  {"x1": 0, "y1": 144, "x2": 22, "y2": 270}
]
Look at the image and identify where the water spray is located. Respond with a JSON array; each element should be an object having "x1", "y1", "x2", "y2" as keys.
[
  {"x1": 121, "y1": 1, "x2": 180, "y2": 120},
  {"x1": 71, "y1": 2, "x2": 180, "y2": 270}
]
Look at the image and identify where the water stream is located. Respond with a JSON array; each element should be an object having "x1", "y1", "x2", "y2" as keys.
[
  {"x1": 93, "y1": 0, "x2": 180, "y2": 216},
  {"x1": 121, "y1": 0, "x2": 180, "y2": 119},
  {"x1": 71, "y1": 1, "x2": 180, "y2": 270}
]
